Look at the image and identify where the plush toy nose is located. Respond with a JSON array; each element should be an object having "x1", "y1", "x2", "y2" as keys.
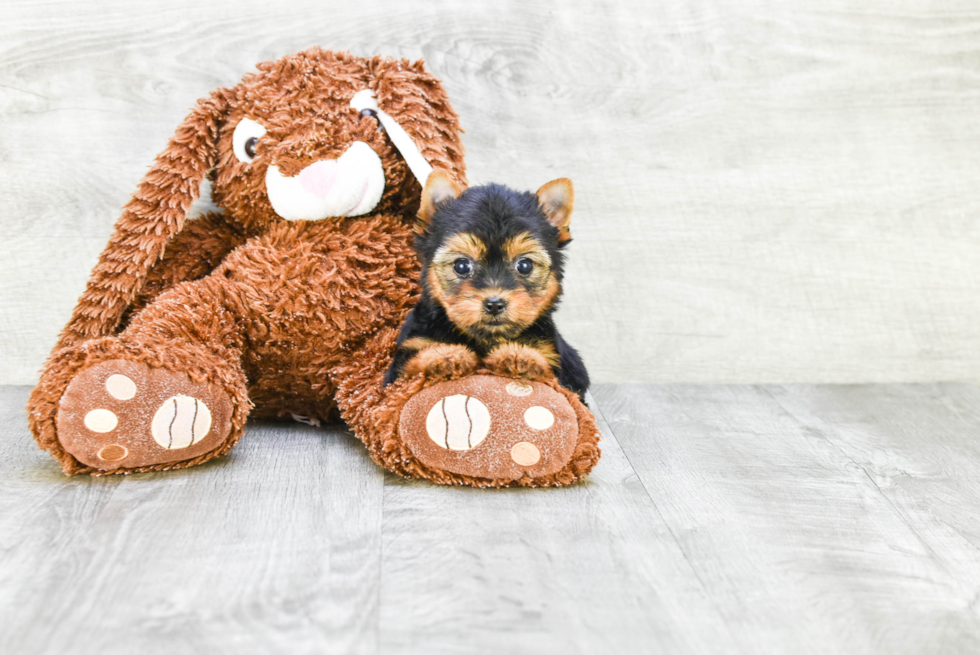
[
  {"x1": 483, "y1": 297, "x2": 508, "y2": 316},
  {"x1": 297, "y1": 159, "x2": 340, "y2": 199}
]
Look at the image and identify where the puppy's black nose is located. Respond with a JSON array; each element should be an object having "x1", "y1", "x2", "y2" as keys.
[{"x1": 483, "y1": 297, "x2": 508, "y2": 316}]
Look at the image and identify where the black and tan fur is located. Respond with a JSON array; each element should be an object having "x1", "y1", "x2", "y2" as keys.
[{"x1": 384, "y1": 171, "x2": 590, "y2": 400}]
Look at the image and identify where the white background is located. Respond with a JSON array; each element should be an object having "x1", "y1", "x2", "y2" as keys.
[{"x1": 3, "y1": 0, "x2": 979, "y2": 385}]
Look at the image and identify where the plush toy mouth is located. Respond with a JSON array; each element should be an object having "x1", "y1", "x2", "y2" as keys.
[
  {"x1": 265, "y1": 141, "x2": 385, "y2": 221},
  {"x1": 264, "y1": 90, "x2": 436, "y2": 222}
]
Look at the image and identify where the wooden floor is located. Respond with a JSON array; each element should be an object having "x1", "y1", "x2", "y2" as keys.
[{"x1": 3, "y1": 383, "x2": 980, "y2": 654}]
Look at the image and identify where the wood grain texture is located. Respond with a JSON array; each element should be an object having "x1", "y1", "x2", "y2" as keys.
[
  {"x1": 376, "y1": 392, "x2": 733, "y2": 653},
  {"x1": 3, "y1": 0, "x2": 980, "y2": 385},
  {"x1": 0, "y1": 386, "x2": 385, "y2": 655},
  {"x1": 4, "y1": 383, "x2": 980, "y2": 653},
  {"x1": 592, "y1": 382, "x2": 980, "y2": 653}
]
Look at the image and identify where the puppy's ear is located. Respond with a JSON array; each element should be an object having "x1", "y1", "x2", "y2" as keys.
[
  {"x1": 56, "y1": 87, "x2": 232, "y2": 349},
  {"x1": 536, "y1": 178, "x2": 574, "y2": 245},
  {"x1": 417, "y1": 169, "x2": 463, "y2": 233}
]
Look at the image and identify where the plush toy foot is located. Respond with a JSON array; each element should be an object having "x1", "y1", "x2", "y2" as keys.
[
  {"x1": 398, "y1": 375, "x2": 587, "y2": 484},
  {"x1": 55, "y1": 359, "x2": 235, "y2": 471}
]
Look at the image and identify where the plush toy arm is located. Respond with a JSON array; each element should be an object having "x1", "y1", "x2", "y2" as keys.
[
  {"x1": 55, "y1": 88, "x2": 231, "y2": 351},
  {"x1": 121, "y1": 212, "x2": 248, "y2": 324}
]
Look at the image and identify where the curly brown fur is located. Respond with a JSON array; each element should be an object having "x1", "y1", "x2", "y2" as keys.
[
  {"x1": 52, "y1": 50, "x2": 465, "y2": 353},
  {"x1": 27, "y1": 48, "x2": 600, "y2": 485},
  {"x1": 122, "y1": 212, "x2": 249, "y2": 325}
]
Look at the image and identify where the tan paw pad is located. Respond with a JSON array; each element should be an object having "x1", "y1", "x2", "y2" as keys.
[
  {"x1": 98, "y1": 444, "x2": 129, "y2": 462},
  {"x1": 84, "y1": 409, "x2": 118, "y2": 433},
  {"x1": 523, "y1": 406, "x2": 555, "y2": 430},
  {"x1": 105, "y1": 374, "x2": 136, "y2": 400},
  {"x1": 400, "y1": 376, "x2": 578, "y2": 482},
  {"x1": 151, "y1": 395, "x2": 213, "y2": 450},
  {"x1": 510, "y1": 441, "x2": 541, "y2": 466},
  {"x1": 57, "y1": 359, "x2": 234, "y2": 471},
  {"x1": 425, "y1": 394, "x2": 491, "y2": 450},
  {"x1": 506, "y1": 381, "x2": 533, "y2": 397}
]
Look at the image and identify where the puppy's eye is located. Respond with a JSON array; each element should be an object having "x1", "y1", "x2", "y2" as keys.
[
  {"x1": 453, "y1": 258, "x2": 473, "y2": 277},
  {"x1": 515, "y1": 258, "x2": 534, "y2": 276},
  {"x1": 233, "y1": 117, "x2": 267, "y2": 164}
]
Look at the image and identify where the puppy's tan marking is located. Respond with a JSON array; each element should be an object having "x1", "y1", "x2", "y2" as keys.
[
  {"x1": 401, "y1": 337, "x2": 438, "y2": 352},
  {"x1": 429, "y1": 233, "x2": 488, "y2": 306},
  {"x1": 505, "y1": 276, "x2": 560, "y2": 331},
  {"x1": 521, "y1": 339, "x2": 561, "y2": 368},
  {"x1": 503, "y1": 233, "x2": 550, "y2": 267},
  {"x1": 440, "y1": 281, "x2": 488, "y2": 334},
  {"x1": 440, "y1": 233, "x2": 486, "y2": 262},
  {"x1": 484, "y1": 343, "x2": 554, "y2": 381},
  {"x1": 536, "y1": 178, "x2": 574, "y2": 244},
  {"x1": 418, "y1": 169, "x2": 464, "y2": 232},
  {"x1": 402, "y1": 343, "x2": 478, "y2": 381}
]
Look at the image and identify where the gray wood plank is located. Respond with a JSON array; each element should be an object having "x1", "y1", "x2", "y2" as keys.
[
  {"x1": 375, "y1": 390, "x2": 734, "y2": 654},
  {"x1": 0, "y1": 386, "x2": 385, "y2": 655},
  {"x1": 593, "y1": 383, "x2": 980, "y2": 654},
  {"x1": 5, "y1": 383, "x2": 980, "y2": 653},
  {"x1": 767, "y1": 383, "x2": 980, "y2": 643},
  {"x1": 4, "y1": 0, "x2": 980, "y2": 385}
]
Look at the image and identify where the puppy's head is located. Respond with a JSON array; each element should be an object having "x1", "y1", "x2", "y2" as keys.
[{"x1": 415, "y1": 172, "x2": 574, "y2": 341}]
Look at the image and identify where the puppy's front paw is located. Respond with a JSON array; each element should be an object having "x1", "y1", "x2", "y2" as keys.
[
  {"x1": 402, "y1": 344, "x2": 479, "y2": 381},
  {"x1": 484, "y1": 343, "x2": 554, "y2": 382}
]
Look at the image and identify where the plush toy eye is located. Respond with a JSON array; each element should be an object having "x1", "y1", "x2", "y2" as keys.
[
  {"x1": 233, "y1": 117, "x2": 267, "y2": 164},
  {"x1": 359, "y1": 107, "x2": 383, "y2": 132},
  {"x1": 515, "y1": 258, "x2": 534, "y2": 276},
  {"x1": 453, "y1": 258, "x2": 473, "y2": 277}
]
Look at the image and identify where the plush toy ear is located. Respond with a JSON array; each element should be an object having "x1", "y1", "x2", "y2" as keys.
[
  {"x1": 536, "y1": 178, "x2": 574, "y2": 244},
  {"x1": 370, "y1": 57, "x2": 468, "y2": 219},
  {"x1": 56, "y1": 88, "x2": 232, "y2": 350},
  {"x1": 417, "y1": 169, "x2": 463, "y2": 233}
]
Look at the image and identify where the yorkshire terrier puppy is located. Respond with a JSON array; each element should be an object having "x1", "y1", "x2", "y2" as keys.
[{"x1": 383, "y1": 171, "x2": 589, "y2": 400}]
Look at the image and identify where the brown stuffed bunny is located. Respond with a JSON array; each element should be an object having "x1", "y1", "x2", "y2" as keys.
[{"x1": 26, "y1": 48, "x2": 600, "y2": 487}]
